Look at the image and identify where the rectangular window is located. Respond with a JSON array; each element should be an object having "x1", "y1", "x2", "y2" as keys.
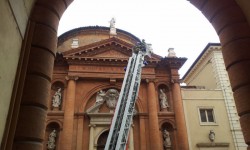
[{"x1": 199, "y1": 108, "x2": 215, "y2": 124}]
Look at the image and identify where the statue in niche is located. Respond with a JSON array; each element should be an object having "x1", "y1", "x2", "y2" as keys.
[
  {"x1": 159, "y1": 89, "x2": 169, "y2": 110},
  {"x1": 47, "y1": 129, "x2": 57, "y2": 150},
  {"x1": 52, "y1": 88, "x2": 62, "y2": 108},
  {"x1": 105, "y1": 89, "x2": 119, "y2": 110},
  {"x1": 163, "y1": 129, "x2": 171, "y2": 150}
]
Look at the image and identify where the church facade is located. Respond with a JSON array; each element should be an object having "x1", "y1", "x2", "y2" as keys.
[{"x1": 44, "y1": 25, "x2": 188, "y2": 150}]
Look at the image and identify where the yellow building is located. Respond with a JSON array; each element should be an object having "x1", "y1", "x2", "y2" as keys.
[{"x1": 182, "y1": 43, "x2": 247, "y2": 150}]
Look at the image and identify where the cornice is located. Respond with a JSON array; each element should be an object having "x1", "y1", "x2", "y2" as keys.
[
  {"x1": 66, "y1": 57, "x2": 129, "y2": 66},
  {"x1": 182, "y1": 43, "x2": 221, "y2": 81},
  {"x1": 160, "y1": 57, "x2": 187, "y2": 69},
  {"x1": 58, "y1": 26, "x2": 141, "y2": 46},
  {"x1": 66, "y1": 57, "x2": 161, "y2": 67}
]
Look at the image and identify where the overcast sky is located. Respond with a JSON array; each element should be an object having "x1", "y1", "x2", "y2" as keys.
[{"x1": 58, "y1": 0, "x2": 220, "y2": 78}]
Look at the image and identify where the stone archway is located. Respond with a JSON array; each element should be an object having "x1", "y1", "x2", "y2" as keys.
[
  {"x1": 5, "y1": 1, "x2": 74, "y2": 149},
  {"x1": 3, "y1": 0, "x2": 250, "y2": 149},
  {"x1": 188, "y1": 0, "x2": 250, "y2": 147}
]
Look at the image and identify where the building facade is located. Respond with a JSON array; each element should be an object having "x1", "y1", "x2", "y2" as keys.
[
  {"x1": 44, "y1": 26, "x2": 188, "y2": 150},
  {"x1": 182, "y1": 43, "x2": 247, "y2": 150}
]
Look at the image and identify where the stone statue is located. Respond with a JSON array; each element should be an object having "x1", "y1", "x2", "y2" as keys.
[
  {"x1": 47, "y1": 129, "x2": 57, "y2": 150},
  {"x1": 109, "y1": 18, "x2": 117, "y2": 35},
  {"x1": 52, "y1": 88, "x2": 62, "y2": 108},
  {"x1": 159, "y1": 89, "x2": 169, "y2": 110},
  {"x1": 87, "y1": 89, "x2": 120, "y2": 113},
  {"x1": 109, "y1": 17, "x2": 116, "y2": 28},
  {"x1": 105, "y1": 89, "x2": 119, "y2": 110},
  {"x1": 167, "y1": 48, "x2": 177, "y2": 57},
  {"x1": 163, "y1": 129, "x2": 171, "y2": 149},
  {"x1": 95, "y1": 90, "x2": 106, "y2": 104},
  {"x1": 209, "y1": 130, "x2": 215, "y2": 142}
]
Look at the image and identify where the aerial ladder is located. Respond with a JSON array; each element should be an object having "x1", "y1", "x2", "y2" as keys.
[{"x1": 105, "y1": 40, "x2": 152, "y2": 150}]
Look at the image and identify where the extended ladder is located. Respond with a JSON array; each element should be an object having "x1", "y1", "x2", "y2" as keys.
[{"x1": 105, "y1": 40, "x2": 151, "y2": 150}]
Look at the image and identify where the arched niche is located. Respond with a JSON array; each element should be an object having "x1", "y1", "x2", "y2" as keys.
[
  {"x1": 44, "y1": 122, "x2": 61, "y2": 150},
  {"x1": 50, "y1": 81, "x2": 65, "y2": 111},
  {"x1": 158, "y1": 84, "x2": 172, "y2": 112},
  {"x1": 161, "y1": 122, "x2": 176, "y2": 150}
]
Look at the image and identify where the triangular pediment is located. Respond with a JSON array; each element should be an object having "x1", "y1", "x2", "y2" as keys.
[
  {"x1": 62, "y1": 37, "x2": 133, "y2": 59},
  {"x1": 61, "y1": 37, "x2": 163, "y2": 64},
  {"x1": 94, "y1": 49, "x2": 129, "y2": 58}
]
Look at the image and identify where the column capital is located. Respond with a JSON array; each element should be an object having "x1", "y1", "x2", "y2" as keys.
[
  {"x1": 145, "y1": 78, "x2": 157, "y2": 83},
  {"x1": 88, "y1": 124, "x2": 96, "y2": 128},
  {"x1": 171, "y1": 79, "x2": 183, "y2": 84},
  {"x1": 65, "y1": 76, "x2": 79, "y2": 81}
]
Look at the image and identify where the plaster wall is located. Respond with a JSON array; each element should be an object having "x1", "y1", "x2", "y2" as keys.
[
  {"x1": 0, "y1": 0, "x2": 35, "y2": 144},
  {"x1": 185, "y1": 61, "x2": 217, "y2": 89},
  {"x1": 182, "y1": 89, "x2": 236, "y2": 150}
]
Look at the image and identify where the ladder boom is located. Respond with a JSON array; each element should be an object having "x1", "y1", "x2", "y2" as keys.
[{"x1": 105, "y1": 40, "x2": 152, "y2": 150}]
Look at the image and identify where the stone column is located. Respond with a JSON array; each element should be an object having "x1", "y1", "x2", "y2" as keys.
[
  {"x1": 9, "y1": 1, "x2": 74, "y2": 149},
  {"x1": 172, "y1": 80, "x2": 189, "y2": 150},
  {"x1": 89, "y1": 124, "x2": 96, "y2": 150},
  {"x1": 61, "y1": 76, "x2": 78, "y2": 150},
  {"x1": 147, "y1": 80, "x2": 161, "y2": 149}
]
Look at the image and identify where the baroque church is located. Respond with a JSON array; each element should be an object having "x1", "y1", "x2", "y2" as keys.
[{"x1": 45, "y1": 21, "x2": 188, "y2": 150}]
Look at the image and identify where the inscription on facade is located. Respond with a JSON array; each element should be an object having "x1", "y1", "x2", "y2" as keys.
[{"x1": 70, "y1": 65, "x2": 155, "y2": 74}]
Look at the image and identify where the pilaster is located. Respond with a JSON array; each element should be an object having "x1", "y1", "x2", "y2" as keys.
[
  {"x1": 171, "y1": 79, "x2": 189, "y2": 150},
  {"x1": 139, "y1": 116, "x2": 146, "y2": 150},
  {"x1": 146, "y1": 79, "x2": 161, "y2": 149},
  {"x1": 88, "y1": 124, "x2": 96, "y2": 150},
  {"x1": 76, "y1": 114, "x2": 84, "y2": 150},
  {"x1": 61, "y1": 76, "x2": 78, "y2": 150}
]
